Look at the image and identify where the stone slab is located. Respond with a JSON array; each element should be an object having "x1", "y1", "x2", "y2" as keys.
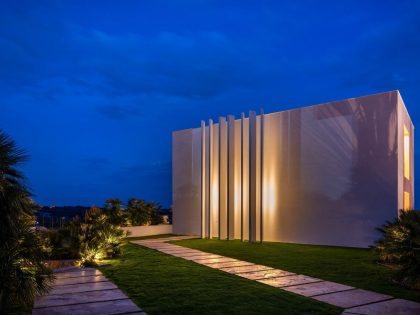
[
  {"x1": 313, "y1": 289, "x2": 392, "y2": 308},
  {"x1": 168, "y1": 253, "x2": 201, "y2": 258},
  {"x1": 140, "y1": 244, "x2": 180, "y2": 249},
  {"x1": 34, "y1": 289, "x2": 128, "y2": 308},
  {"x1": 139, "y1": 238, "x2": 173, "y2": 242},
  {"x1": 155, "y1": 246, "x2": 199, "y2": 251},
  {"x1": 180, "y1": 254, "x2": 224, "y2": 260},
  {"x1": 158, "y1": 250, "x2": 202, "y2": 254},
  {"x1": 33, "y1": 298, "x2": 141, "y2": 315},
  {"x1": 171, "y1": 251, "x2": 215, "y2": 257},
  {"x1": 344, "y1": 298, "x2": 420, "y2": 315},
  {"x1": 157, "y1": 248, "x2": 189, "y2": 252},
  {"x1": 283, "y1": 281, "x2": 354, "y2": 297},
  {"x1": 237, "y1": 269, "x2": 295, "y2": 280},
  {"x1": 49, "y1": 281, "x2": 117, "y2": 295},
  {"x1": 144, "y1": 244, "x2": 184, "y2": 248},
  {"x1": 158, "y1": 249, "x2": 202, "y2": 254},
  {"x1": 164, "y1": 250, "x2": 203, "y2": 255},
  {"x1": 142, "y1": 244, "x2": 183, "y2": 248},
  {"x1": 148, "y1": 247, "x2": 182, "y2": 251},
  {"x1": 151, "y1": 248, "x2": 186, "y2": 252},
  {"x1": 192, "y1": 257, "x2": 238, "y2": 264},
  {"x1": 54, "y1": 269, "x2": 102, "y2": 279},
  {"x1": 142, "y1": 245, "x2": 180, "y2": 248},
  {"x1": 203, "y1": 261, "x2": 254, "y2": 269},
  {"x1": 142, "y1": 237, "x2": 191, "y2": 242},
  {"x1": 219, "y1": 264, "x2": 273, "y2": 274},
  {"x1": 53, "y1": 275, "x2": 109, "y2": 286},
  {"x1": 172, "y1": 253, "x2": 218, "y2": 260},
  {"x1": 159, "y1": 250, "x2": 204, "y2": 256},
  {"x1": 258, "y1": 275, "x2": 321, "y2": 287},
  {"x1": 148, "y1": 247, "x2": 183, "y2": 251},
  {"x1": 163, "y1": 235, "x2": 199, "y2": 240}
]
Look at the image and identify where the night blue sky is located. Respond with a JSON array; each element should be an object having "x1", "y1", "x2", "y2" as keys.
[{"x1": 1, "y1": 1, "x2": 419, "y2": 207}]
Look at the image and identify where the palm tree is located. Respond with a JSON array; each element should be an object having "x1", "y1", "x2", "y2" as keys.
[
  {"x1": 127, "y1": 198, "x2": 150, "y2": 226},
  {"x1": 375, "y1": 210, "x2": 420, "y2": 289},
  {"x1": 0, "y1": 130, "x2": 53, "y2": 311},
  {"x1": 105, "y1": 198, "x2": 126, "y2": 226},
  {"x1": 126, "y1": 198, "x2": 163, "y2": 226}
]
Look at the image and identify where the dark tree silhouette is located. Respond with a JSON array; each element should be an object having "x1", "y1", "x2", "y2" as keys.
[{"x1": 0, "y1": 130, "x2": 53, "y2": 311}]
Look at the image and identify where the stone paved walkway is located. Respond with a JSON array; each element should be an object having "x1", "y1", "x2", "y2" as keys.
[
  {"x1": 132, "y1": 236, "x2": 420, "y2": 315},
  {"x1": 33, "y1": 267, "x2": 145, "y2": 315}
]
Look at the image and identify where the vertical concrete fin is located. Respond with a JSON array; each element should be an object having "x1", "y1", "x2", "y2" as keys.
[
  {"x1": 218, "y1": 116, "x2": 227, "y2": 239},
  {"x1": 208, "y1": 119, "x2": 213, "y2": 238},
  {"x1": 260, "y1": 109, "x2": 264, "y2": 243},
  {"x1": 201, "y1": 120, "x2": 206, "y2": 238},
  {"x1": 227, "y1": 115, "x2": 235, "y2": 240},
  {"x1": 249, "y1": 111, "x2": 257, "y2": 242},
  {"x1": 240, "y1": 112, "x2": 245, "y2": 241}
]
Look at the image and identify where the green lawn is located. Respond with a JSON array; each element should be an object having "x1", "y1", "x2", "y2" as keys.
[
  {"x1": 171, "y1": 238, "x2": 420, "y2": 302},
  {"x1": 100, "y1": 236, "x2": 341, "y2": 315}
]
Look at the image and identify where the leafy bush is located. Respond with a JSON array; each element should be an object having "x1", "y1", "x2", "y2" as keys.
[
  {"x1": 78, "y1": 206, "x2": 126, "y2": 266},
  {"x1": 40, "y1": 196, "x2": 164, "y2": 266},
  {"x1": 40, "y1": 205, "x2": 127, "y2": 266},
  {"x1": 0, "y1": 131, "x2": 53, "y2": 312},
  {"x1": 104, "y1": 198, "x2": 127, "y2": 226},
  {"x1": 126, "y1": 198, "x2": 163, "y2": 226},
  {"x1": 374, "y1": 210, "x2": 420, "y2": 289},
  {"x1": 43, "y1": 223, "x2": 82, "y2": 259}
]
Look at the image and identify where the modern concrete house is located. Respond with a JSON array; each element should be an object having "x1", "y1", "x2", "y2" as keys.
[{"x1": 172, "y1": 91, "x2": 414, "y2": 247}]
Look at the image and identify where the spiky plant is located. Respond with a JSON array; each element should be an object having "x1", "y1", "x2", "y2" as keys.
[
  {"x1": 104, "y1": 198, "x2": 127, "y2": 226},
  {"x1": 127, "y1": 198, "x2": 163, "y2": 226},
  {"x1": 374, "y1": 210, "x2": 420, "y2": 289},
  {"x1": 0, "y1": 130, "x2": 53, "y2": 311},
  {"x1": 77, "y1": 206, "x2": 126, "y2": 266},
  {"x1": 127, "y1": 198, "x2": 151, "y2": 226}
]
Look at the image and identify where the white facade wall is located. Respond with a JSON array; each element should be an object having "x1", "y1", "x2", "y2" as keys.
[{"x1": 172, "y1": 91, "x2": 414, "y2": 248}]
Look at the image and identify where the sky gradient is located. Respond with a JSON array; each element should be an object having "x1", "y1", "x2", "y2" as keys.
[{"x1": 1, "y1": 0, "x2": 419, "y2": 207}]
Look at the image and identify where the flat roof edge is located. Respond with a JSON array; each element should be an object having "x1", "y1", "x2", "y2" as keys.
[{"x1": 173, "y1": 90, "x2": 401, "y2": 133}]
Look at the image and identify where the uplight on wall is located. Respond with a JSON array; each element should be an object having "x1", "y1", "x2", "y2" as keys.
[
  {"x1": 404, "y1": 125, "x2": 410, "y2": 180},
  {"x1": 404, "y1": 191, "x2": 410, "y2": 211},
  {"x1": 263, "y1": 175, "x2": 276, "y2": 213}
]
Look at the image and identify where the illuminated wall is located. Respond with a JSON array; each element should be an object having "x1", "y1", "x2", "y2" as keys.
[{"x1": 172, "y1": 91, "x2": 414, "y2": 247}]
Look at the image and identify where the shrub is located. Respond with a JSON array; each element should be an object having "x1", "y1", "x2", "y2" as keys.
[
  {"x1": 151, "y1": 202, "x2": 164, "y2": 225},
  {"x1": 40, "y1": 206, "x2": 127, "y2": 266},
  {"x1": 104, "y1": 198, "x2": 127, "y2": 226},
  {"x1": 77, "y1": 206, "x2": 126, "y2": 266},
  {"x1": 374, "y1": 210, "x2": 420, "y2": 289},
  {"x1": 127, "y1": 198, "x2": 163, "y2": 226},
  {"x1": 43, "y1": 223, "x2": 82, "y2": 259}
]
